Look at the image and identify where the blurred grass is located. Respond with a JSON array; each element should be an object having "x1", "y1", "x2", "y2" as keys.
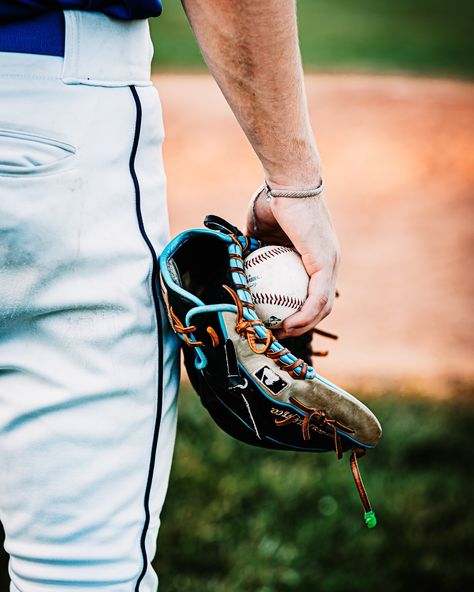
[
  {"x1": 153, "y1": 386, "x2": 474, "y2": 592},
  {"x1": 152, "y1": 0, "x2": 474, "y2": 78},
  {"x1": 0, "y1": 386, "x2": 473, "y2": 589}
]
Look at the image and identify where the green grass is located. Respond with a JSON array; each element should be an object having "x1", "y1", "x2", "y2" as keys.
[
  {"x1": 151, "y1": 0, "x2": 474, "y2": 77},
  {"x1": 153, "y1": 387, "x2": 474, "y2": 592},
  {"x1": 1, "y1": 388, "x2": 473, "y2": 590}
]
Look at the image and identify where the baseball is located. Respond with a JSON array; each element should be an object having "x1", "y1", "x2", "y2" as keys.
[{"x1": 244, "y1": 246, "x2": 309, "y2": 329}]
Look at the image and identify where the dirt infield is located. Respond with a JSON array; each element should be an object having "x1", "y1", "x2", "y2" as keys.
[{"x1": 155, "y1": 73, "x2": 474, "y2": 394}]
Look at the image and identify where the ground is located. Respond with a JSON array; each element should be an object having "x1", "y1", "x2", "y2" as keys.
[{"x1": 156, "y1": 73, "x2": 474, "y2": 394}]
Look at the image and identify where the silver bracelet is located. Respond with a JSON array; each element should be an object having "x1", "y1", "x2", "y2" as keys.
[
  {"x1": 250, "y1": 177, "x2": 325, "y2": 232},
  {"x1": 264, "y1": 177, "x2": 324, "y2": 200}
]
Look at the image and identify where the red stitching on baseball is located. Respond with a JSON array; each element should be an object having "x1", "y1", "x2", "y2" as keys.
[
  {"x1": 244, "y1": 247, "x2": 296, "y2": 268},
  {"x1": 252, "y1": 293, "x2": 304, "y2": 310}
]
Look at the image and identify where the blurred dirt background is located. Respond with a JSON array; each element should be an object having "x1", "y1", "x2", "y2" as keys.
[{"x1": 157, "y1": 73, "x2": 474, "y2": 394}]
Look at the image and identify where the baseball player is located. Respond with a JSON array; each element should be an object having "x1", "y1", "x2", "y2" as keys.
[{"x1": 0, "y1": 1, "x2": 340, "y2": 590}]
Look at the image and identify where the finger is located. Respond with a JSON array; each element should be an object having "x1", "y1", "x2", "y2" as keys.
[{"x1": 279, "y1": 271, "x2": 336, "y2": 337}]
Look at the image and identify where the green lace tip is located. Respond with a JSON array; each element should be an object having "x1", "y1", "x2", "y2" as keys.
[{"x1": 364, "y1": 510, "x2": 377, "y2": 529}]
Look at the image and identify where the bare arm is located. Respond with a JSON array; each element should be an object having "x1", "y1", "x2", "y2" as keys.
[{"x1": 182, "y1": 0, "x2": 340, "y2": 336}]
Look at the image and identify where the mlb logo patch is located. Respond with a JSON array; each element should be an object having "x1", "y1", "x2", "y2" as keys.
[{"x1": 254, "y1": 366, "x2": 288, "y2": 395}]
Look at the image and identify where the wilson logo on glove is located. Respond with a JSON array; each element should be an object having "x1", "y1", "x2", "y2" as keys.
[{"x1": 159, "y1": 215, "x2": 382, "y2": 529}]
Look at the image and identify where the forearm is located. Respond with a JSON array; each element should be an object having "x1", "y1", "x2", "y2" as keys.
[{"x1": 181, "y1": 0, "x2": 321, "y2": 188}]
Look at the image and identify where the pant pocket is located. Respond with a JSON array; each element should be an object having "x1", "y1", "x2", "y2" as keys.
[{"x1": 0, "y1": 125, "x2": 76, "y2": 176}]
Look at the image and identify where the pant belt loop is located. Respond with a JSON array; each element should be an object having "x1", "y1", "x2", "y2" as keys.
[{"x1": 61, "y1": 11, "x2": 154, "y2": 88}]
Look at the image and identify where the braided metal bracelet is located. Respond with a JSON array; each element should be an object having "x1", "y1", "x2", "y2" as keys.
[
  {"x1": 251, "y1": 177, "x2": 325, "y2": 232},
  {"x1": 264, "y1": 177, "x2": 324, "y2": 200}
]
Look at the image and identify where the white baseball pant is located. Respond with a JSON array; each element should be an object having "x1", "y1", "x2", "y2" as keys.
[{"x1": 0, "y1": 12, "x2": 179, "y2": 592}]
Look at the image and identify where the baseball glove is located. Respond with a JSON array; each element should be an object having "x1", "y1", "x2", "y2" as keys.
[{"x1": 159, "y1": 215, "x2": 382, "y2": 528}]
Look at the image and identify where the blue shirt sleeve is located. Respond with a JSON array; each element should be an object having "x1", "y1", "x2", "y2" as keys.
[{"x1": 0, "y1": 0, "x2": 163, "y2": 21}]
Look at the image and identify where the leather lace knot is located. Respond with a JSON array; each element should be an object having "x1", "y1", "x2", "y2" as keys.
[
  {"x1": 169, "y1": 307, "x2": 204, "y2": 348},
  {"x1": 274, "y1": 395, "x2": 354, "y2": 459}
]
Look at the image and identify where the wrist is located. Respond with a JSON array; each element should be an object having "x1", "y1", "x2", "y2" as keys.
[{"x1": 264, "y1": 162, "x2": 322, "y2": 191}]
